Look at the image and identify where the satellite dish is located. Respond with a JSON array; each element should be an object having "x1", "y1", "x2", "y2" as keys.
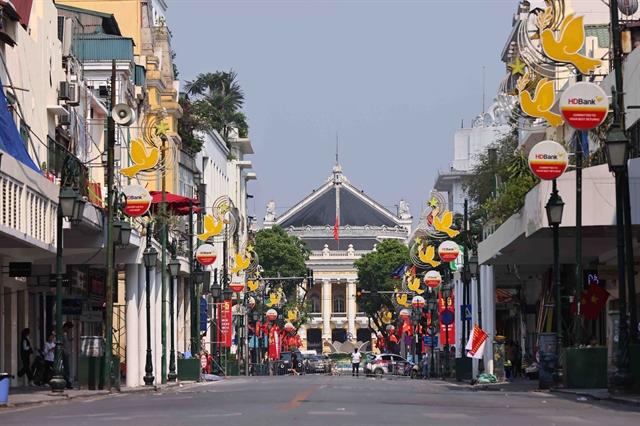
[
  {"x1": 112, "y1": 104, "x2": 136, "y2": 126},
  {"x1": 619, "y1": 0, "x2": 638, "y2": 16}
]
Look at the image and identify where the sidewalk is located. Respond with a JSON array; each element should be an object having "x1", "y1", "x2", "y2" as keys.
[
  {"x1": 551, "y1": 388, "x2": 640, "y2": 407},
  {"x1": 468, "y1": 378, "x2": 541, "y2": 392},
  {"x1": 0, "y1": 380, "x2": 189, "y2": 409}
]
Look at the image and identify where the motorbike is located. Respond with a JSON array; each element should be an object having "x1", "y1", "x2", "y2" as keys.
[{"x1": 31, "y1": 349, "x2": 50, "y2": 386}]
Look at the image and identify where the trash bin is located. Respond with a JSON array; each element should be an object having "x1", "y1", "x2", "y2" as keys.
[{"x1": 0, "y1": 373, "x2": 11, "y2": 403}]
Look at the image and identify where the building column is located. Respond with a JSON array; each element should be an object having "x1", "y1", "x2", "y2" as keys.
[
  {"x1": 153, "y1": 270, "x2": 161, "y2": 385},
  {"x1": 322, "y1": 280, "x2": 331, "y2": 340},
  {"x1": 347, "y1": 280, "x2": 356, "y2": 340},
  {"x1": 137, "y1": 264, "x2": 146, "y2": 386},
  {"x1": 482, "y1": 265, "x2": 495, "y2": 374},
  {"x1": 177, "y1": 277, "x2": 185, "y2": 353},
  {"x1": 125, "y1": 264, "x2": 139, "y2": 387}
]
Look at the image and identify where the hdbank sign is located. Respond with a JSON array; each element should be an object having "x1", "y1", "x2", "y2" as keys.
[{"x1": 560, "y1": 82, "x2": 609, "y2": 131}]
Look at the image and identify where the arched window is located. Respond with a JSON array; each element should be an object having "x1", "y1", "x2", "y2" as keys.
[
  {"x1": 309, "y1": 293, "x2": 321, "y2": 313},
  {"x1": 333, "y1": 293, "x2": 345, "y2": 313}
]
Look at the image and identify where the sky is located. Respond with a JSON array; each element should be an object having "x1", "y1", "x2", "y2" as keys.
[{"x1": 168, "y1": 0, "x2": 516, "y2": 225}]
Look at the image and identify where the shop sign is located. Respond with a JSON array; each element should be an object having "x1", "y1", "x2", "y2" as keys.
[
  {"x1": 122, "y1": 185, "x2": 152, "y2": 217},
  {"x1": 560, "y1": 82, "x2": 609, "y2": 130},
  {"x1": 195, "y1": 244, "x2": 217, "y2": 266},
  {"x1": 229, "y1": 275, "x2": 244, "y2": 293},
  {"x1": 528, "y1": 141, "x2": 568, "y2": 180},
  {"x1": 438, "y1": 241, "x2": 460, "y2": 262},
  {"x1": 424, "y1": 270, "x2": 442, "y2": 288}
]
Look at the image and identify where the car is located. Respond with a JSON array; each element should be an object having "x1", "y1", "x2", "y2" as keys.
[
  {"x1": 300, "y1": 352, "x2": 317, "y2": 373},
  {"x1": 312, "y1": 354, "x2": 330, "y2": 373},
  {"x1": 364, "y1": 354, "x2": 419, "y2": 378},
  {"x1": 278, "y1": 351, "x2": 303, "y2": 374}
]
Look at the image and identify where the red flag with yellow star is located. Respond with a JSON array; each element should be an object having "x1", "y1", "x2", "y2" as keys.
[{"x1": 581, "y1": 283, "x2": 610, "y2": 320}]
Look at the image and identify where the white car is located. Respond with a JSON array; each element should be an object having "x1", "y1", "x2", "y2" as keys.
[{"x1": 364, "y1": 354, "x2": 419, "y2": 378}]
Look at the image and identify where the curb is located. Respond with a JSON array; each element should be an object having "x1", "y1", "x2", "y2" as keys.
[
  {"x1": 551, "y1": 389, "x2": 640, "y2": 407},
  {"x1": 0, "y1": 381, "x2": 189, "y2": 410}
]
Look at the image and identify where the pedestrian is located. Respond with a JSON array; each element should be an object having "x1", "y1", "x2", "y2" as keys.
[
  {"x1": 422, "y1": 352, "x2": 429, "y2": 379},
  {"x1": 291, "y1": 352, "x2": 299, "y2": 375},
  {"x1": 62, "y1": 322, "x2": 74, "y2": 389},
  {"x1": 514, "y1": 343, "x2": 522, "y2": 377},
  {"x1": 350, "y1": 348, "x2": 361, "y2": 377},
  {"x1": 43, "y1": 332, "x2": 56, "y2": 384},
  {"x1": 17, "y1": 328, "x2": 36, "y2": 386}
]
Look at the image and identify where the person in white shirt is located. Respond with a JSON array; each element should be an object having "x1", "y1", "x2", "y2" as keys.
[
  {"x1": 351, "y1": 348, "x2": 362, "y2": 377},
  {"x1": 43, "y1": 333, "x2": 56, "y2": 384}
]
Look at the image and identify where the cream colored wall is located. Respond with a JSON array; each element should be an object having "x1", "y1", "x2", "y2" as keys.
[{"x1": 57, "y1": 0, "x2": 142, "y2": 55}]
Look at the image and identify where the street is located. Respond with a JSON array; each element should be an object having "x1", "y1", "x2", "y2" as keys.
[{"x1": 1, "y1": 376, "x2": 638, "y2": 426}]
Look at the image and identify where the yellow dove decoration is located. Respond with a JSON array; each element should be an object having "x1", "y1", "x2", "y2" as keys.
[
  {"x1": 396, "y1": 293, "x2": 410, "y2": 308},
  {"x1": 380, "y1": 309, "x2": 393, "y2": 324},
  {"x1": 419, "y1": 246, "x2": 441, "y2": 268},
  {"x1": 407, "y1": 277, "x2": 425, "y2": 295},
  {"x1": 230, "y1": 253, "x2": 251, "y2": 274},
  {"x1": 266, "y1": 292, "x2": 281, "y2": 307},
  {"x1": 119, "y1": 138, "x2": 160, "y2": 179},
  {"x1": 520, "y1": 78, "x2": 564, "y2": 128},
  {"x1": 286, "y1": 310, "x2": 297, "y2": 322},
  {"x1": 540, "y1": 14, "x2": 602, "y2": 74},
  {"x1": 197, "y1": 214, "x2": 224, "y2": 241},
  {"x1": 247, "y1": 279, "x2": 259, "y2": 292},
  {"x1": 433, "y1": 211, "x2": 461, "y2": 238}
]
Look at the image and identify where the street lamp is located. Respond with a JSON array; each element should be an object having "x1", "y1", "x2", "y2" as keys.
[
  {"x1": 117, "y1": 220, "x2": 132, "y2": 248},
  {"x1": 142, "y1": 228, "x2": 158, "y2": 386},
  {"x1": 468, "y1": 255, "x2": 478, "y2": 277},
  {"x1": 426, "y1": 291, "x2": 438, "y2": 379},
  {"x1": 604, "y1": 127, "x2": 630, "y2": 172},
  {"x1": 545, "y1": 181, "x2": 564, "y2": 385},
  {"x1": 441, "y1": 278, "x2": 453, "y2": 379},
  {"x1": 50, "y1": 155, "x2": 86, "y2": 394},
  {"x1": 168, "y1": 247, "x2": 181, "y2": 382},
  {"x1": 223, "y1": 286, "x2": 233, "y2": 302},
  {"x1": 71, "y1": 193, "x2": 86, "y2": 226},
  {"x1": 469, "y1": 253, "x2": 484, "y2": 375}
]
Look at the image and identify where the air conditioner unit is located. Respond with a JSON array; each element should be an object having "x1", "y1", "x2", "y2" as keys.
[
  {"x1": 67, "y1": 83, "x2": 79, "y2": 106},
  {"x1": 59, "y1": 81, "x2": 70, "y2": 100},
  {"x1": 59, "y1": 114, "x2": 71, "y2": 126},
  {"x1": 99, "y1": 86, "x2": 109, "y2": 97}
]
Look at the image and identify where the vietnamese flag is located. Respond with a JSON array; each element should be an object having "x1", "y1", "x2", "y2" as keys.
[
  {"x1": 333, "y1": 216, "x2": 339, "y2": 242},
  {"x1": 581, "y1": 283, "x2": 610, "y2": 320}
]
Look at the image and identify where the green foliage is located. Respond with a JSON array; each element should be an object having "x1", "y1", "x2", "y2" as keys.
[
  {"x1": 254, "y1": 226, "x2": 310, "y2": 280},
  {"x1": 177, "y1": 97, "x2": 207, "y2": 153},
  {"x1": 353, "y1": 239, "x2": 410, "y2": 348},
  {"x1": 184, "y1": 70, "x2": 249, "y2": 146}
]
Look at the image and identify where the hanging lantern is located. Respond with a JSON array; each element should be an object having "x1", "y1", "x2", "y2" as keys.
[
  {"x1": 266, "y1": 308, "x2": 278, "y2": 321},
  {"x1": 411, "y1": 295, "x2": 425, "y2": 309}
]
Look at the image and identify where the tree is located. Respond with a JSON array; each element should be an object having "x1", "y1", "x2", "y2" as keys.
[
  {"x1": 353, "y1": 239, "x2": 410, "y2": 350},
  {"x1": 177, "y1": 97, "x2": 208, "y2": 153},
  {"x1": 184, "y1": 70, "x2": 249, "y2": 145}
]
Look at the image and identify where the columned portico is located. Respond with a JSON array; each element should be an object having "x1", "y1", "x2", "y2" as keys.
[{"x1": 347, "y1": 279, "x2": 356, "y2": 339}]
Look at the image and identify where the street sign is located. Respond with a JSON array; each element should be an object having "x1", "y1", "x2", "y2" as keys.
[
  {"x1": 461, "y1": 304, "x2": 472, "y2": 321},
  {"x1": 423, "y1": 336, "x2": 439, "y2": 346},
  {"x1": 404, "y1": 337, "x2": 413, "y2": 345},
  {"x1": 196, "y1": 244, "x2": 217, "y2": 266},
  {"x1": 122, "y1": 184, "x2": 152, "y2": 217},
  {"x1": 560, "y1": 82, "x2": 608, "y2": 130},
  {"x1": 440, "y1": 310, "x2": 454, "y2": 326},
  {"x1": 528, "y1": 141, "x2": 568, "y2": 180},
  {"x1": 9, "y1": 262, "x2": 31, "y2": 277}
]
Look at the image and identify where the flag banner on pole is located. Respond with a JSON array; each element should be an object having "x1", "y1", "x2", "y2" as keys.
[
  {"x1": 333, "y1": 216, "x2": 339, "y2": 241},
  {"x1": 466, "y1": 324, "x2": 488, "y2": 359},
  {"x1": 218, "y1": 301, "x2": 233, "y2": 347},
  {"x1": 391, "y1": 264, "x2": 407, "y2": 279},
  {"x1": 581, "y1": 283, "x2": 610, "y2": 320},
  {"x1": 438, "y1": 290, "x2": 455, "y2": 344}
]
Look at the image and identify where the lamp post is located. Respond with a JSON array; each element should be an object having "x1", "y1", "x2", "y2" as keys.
[
  {"x1": 50, "y1": 155, "x2": 86, "y2": 394},
  {"x1": 545, "y1": 180, "x2": 565, "y2": 385},
  {"x1": 441, "y1": 275, "x2": 453, "y2": 379},
  {"x1": 605, "y1": 127, "x2": 635, "y2": 391},
  {"x1": 193, "y1": 263, "x2": 204, "y2": 356},
  {"x1": 427, "y1": 293, "x2": 438, "y2": 379},
  {"x1": 469, "y1": 254, "x2": 484, "y2": 375},
  {"x1": 223, "y1": 285, "x2": 233, "y2": 371},
  {"x1": 168, "y1": 243, "x2": 181, "y2": 382},
  {"x1": 142, "y1": 223, "x2": 158, "y2": 386},
  {"x1": 210, "y1": 269, "x2": 221, "y2": 374}
]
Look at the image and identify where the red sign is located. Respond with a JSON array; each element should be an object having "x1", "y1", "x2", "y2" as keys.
[
  {"x1": 268, "y1": 325, "x2": 281, "y2": 359},
  {"x1": 528, "y1": 141, "x2": 568, "y2": 180},
  {"x1": 217, "y1": 301, "x2": 232, "y2": 347},
  {"x1": 122, "y1": 185, "x2": 152, "y2": 217},
  {"x1": 438, "y1": 290, "x2": 455, "y2": 345},
  {"x1": 560, "y1": 82, "x2": 609, "y2": 130}
]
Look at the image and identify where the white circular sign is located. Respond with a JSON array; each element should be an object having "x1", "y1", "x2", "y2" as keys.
[
  {"x1": 619, "y1": 0, "x2": 638, "y2": 16},
  {"x1": 424, "y1": 270, "x2": 442, "y2": 288},
  {"x1": 560, "y1": 82, "x2": 609, "y2": 130},
  {"x1": 195, "y1": 244, "x2": 217, "y2": 266},
  {"x1": 122, "y1": 185, "x2": 152, "y2": 217},
  {"x1": 528, "y1": 141, "x2": 569, "y2": 180},
  {"x1": 438, "y1": 241, "x2": 460, "y2": 262}
]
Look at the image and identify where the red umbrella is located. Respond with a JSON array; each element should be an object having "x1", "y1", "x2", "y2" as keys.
[{"x1": 148, "y1": 191, "x2": 199, "y2": 216}]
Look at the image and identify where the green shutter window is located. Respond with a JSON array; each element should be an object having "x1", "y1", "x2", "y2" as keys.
[{"x1": 20, "y1": 121, "x2": 29, "y2": 148}]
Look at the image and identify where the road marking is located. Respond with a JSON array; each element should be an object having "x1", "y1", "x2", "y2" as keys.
[
  {"x1": 537, "y1": 416, "x2": 593, "y2": 423},
  {"x1": 424, "y1": 413, "x2": 472, "y2": 419},
  {"x1": 191, "y1": 413, "x2": 242, "y2": 418},
  {"x1": 308, "y1": 411, "x2": 356, "y2": 415},
  {"x1": 276, "y1": 378, "x2": 329, "y2": 412},
  {"x1": 51, "y1": 413, "x2": 115, "y2": 419}
]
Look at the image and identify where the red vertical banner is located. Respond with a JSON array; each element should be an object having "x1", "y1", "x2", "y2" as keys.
[
  {"x1": 218, "y1": 300, "x2": 232, "y2": 347},
  {"x1": 438, "y1": 290, "x2": 455, "y2": 345},
  {"x1": 268, "y1": 325, "x2": 281, "y2": 359}
]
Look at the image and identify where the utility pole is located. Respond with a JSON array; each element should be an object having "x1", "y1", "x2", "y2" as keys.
[
  {"x1": 103, "y1": 60, "x2": 116, "y2": 390},
  {"x1": 575, "y1": 72, "x2": 583, "y2": 347},
  {"x1": 461, "y1": 199, "x2": 469, "y2": 354},
  {"x1": 161, "y1": 135, "x2": 167, "y2": 384}
]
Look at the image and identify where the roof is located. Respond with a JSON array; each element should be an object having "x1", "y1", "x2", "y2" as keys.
[
  {"x1": 0, "y1": 1, "x2": 22, "y2": 22},
  {"x1": 56, "y1": 4, "x2": 122, "y2": 36},
  {"x1": 74, "y1": 33, "x2": 134, "y2": 62},
  {"x1": 579, "y1": 24, "x2": 610, "y2": 56},
  {"x1": 303, "y1": 237, "x2": 380, "y2": 251}
]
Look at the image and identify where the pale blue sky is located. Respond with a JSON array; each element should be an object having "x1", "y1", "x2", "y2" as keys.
[{"x1": 168, "y1": 0, "x2": 515, "y2": 223}]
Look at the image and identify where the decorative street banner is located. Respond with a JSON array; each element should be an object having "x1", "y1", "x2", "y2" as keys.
[
  {"x1": 465, "y1": 324, "x2": 488, "y2": 359},
  {"x1": 195, "y1": 244, "x2": 217, "y2": 266},
  {"x1": 528, "y1": 140, "x2": 568, "y2": 180},
  {"x1": 438, "y1": 290, "x2": 455, "y2": 345},
  {"x1": 438, "y1": 241, "x2": 460, "y2": 262},
  {"x1": 424, "y1": 270, "x2": 442, "y2": 288},
  {"x1": 217, "y1": 300, "x2": 233, "y2": 347},
  {"x1": 122, "y1": 185, "x2": 152, "y2": 217},
  {"x1": 560, "y1": 82, "x2": 609, "y2": 130},
  {"x1": 268, "y1": 325, "x2": 281, "y2": 359}
]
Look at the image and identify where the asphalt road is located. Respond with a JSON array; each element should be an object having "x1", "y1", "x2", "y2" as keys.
[{"x1": 1, "y1": 375, "x2": 638, "y2": 426}]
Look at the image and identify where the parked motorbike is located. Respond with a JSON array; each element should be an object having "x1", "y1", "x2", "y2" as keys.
[{"x1": 31, "y1": 349, "x2": 50, "y2": 386}]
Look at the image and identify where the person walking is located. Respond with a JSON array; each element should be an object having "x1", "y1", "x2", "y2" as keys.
[
  {"x1": 62, "y1": 322, "x2": 74, "y2": 389},
  {"x1": 291, "y1": 352, "x2": 299, "y2": 375},
  {"x1": 351, "y1": 348, "x2": 361, "y2": 377},
  {"x1": 43, "y1": 332, "x2": 56, "y2": 385},
  {"x1": 422, "y1": 352, "x2": 429, "y2": 379},
  {"x1": 17, "y1": 328, "x2": 35, "y2": 386}
]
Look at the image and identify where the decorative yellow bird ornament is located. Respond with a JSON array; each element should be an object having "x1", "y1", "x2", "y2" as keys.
[
  {"x1": 380, "y1": 308, "x2": 393, "y2": 324},
  {"x1": 433, "y1": 211, "x2": 460, "y2": 238},
  {"x1": 396, "y1": 293, "x2": 410, "y2": 308},
  {"x1": 119, "y1": 138, "x2": 159, "y2": 179},
  {"x1": 247, "y1": 279, "x2": 259, "y2": 292},
  {"x1": 519, "y1": 78, "x2": 564, "y2": 128},
  {"x1": 230, "y1": 253, "x2": 251, "y2": 274},
  {"x1": 197, "y1": 214, "x2": 223, "y2": 241},
  {"x1": 540, "y1": 14, "x2": 602, "y2": 74},
  {"x1": 419, "y1": 246, "x2": 441, "y2": 268},
  {"x1": 266, "y1": 292, "x2": 282, "y2": 307},
  {"x1": 286, "y1": 310, "x2": 297, "y2": 322},
  {"x1": 407, "y1": 277, "x2": 425, "y2": 295}
]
